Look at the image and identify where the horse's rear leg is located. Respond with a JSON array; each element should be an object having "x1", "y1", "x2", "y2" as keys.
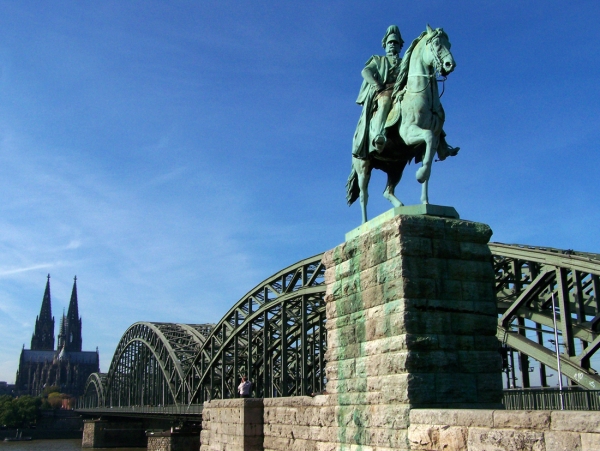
[
  {"x1": 383, "y1": 165, "x2": 406, "y2": 208},
  {"x1": 353, "y1": 158, "x2": 371, "y2": 224}
]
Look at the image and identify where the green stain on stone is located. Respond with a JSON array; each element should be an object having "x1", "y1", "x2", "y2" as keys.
[{"x1": 334, "y1": 226, "x2": 389, "y2": 450}]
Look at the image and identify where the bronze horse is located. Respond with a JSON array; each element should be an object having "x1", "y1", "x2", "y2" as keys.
[{"x1": 347, "y1": 25, "x2": 458, "y2": 224}]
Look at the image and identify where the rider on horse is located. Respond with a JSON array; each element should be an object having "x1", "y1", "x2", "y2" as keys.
[{"x1": 351, "y1": 25, "x2": 459, "y2": 162}]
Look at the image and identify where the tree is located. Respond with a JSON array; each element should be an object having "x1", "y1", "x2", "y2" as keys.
[
  {"x1": 14, "y1": 396, "x2": 41, "y2": 426},
  {"x1": 41, "y1": 385, "x2": 60, "y2": 397},
  {"x1": 0, "y1": 396, "x2": 41, "y2": 428},
  {"x1": 47, "y1": 392, "x2": 64, "y2": 409}
]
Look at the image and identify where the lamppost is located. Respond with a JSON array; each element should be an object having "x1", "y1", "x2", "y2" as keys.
[{"x1": 551, "y1": 293, "x2": 565, "y2": 410}]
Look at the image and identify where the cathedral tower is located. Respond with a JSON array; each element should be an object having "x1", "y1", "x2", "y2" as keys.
[
  {"x1": 30, "y1": 275, "x2": 55, "y2": 351},
  {"x1": 62, "y1": 276, "x2": 82, "y2": 352}
]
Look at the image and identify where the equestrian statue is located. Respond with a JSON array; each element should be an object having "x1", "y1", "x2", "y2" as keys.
[{"x1": 347, "y1": 24, "x2": 459, "y2": 223}]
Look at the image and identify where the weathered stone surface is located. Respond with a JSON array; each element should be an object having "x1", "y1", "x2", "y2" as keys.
[
  {"x1": 551, "y1": 411, "x2": 600, "y2": 433},
  {"x1": 201, "y1": 399, "x2": 264, "y2": 451},
  {"x1": 408, "y1": 424, "x2": 468, "y2": 450},
  {"x1": 493, "y1": 410, "x2": 551, "y2": 430},
  {"x1": 467, "y1": 427, "x2": 545, "y2": 451},
  {"x1": 148, "y1": 434, "x2": 200, "y2": 451},
  {"x1": 545, "y1": 431, "x2": 582, "y2": 451},
  {"x1": 410, "y1": 409, "x2": 494, "y2": 427},
  {"x1": 581, "y1": 432, "x2": 600, "y2": 451}
]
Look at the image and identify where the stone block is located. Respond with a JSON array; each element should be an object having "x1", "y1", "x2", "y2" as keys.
[
  {"x1": 493, "y1": 410, "x2": 551, "y2": 430},
  {"x1": 467, "y1": 427, "x2": 545, "y2": 451},
  {"x1": 432, "y1": 238, "x2": 462, "y2": 260},
  {"x1": 446, "y1": 259, "x2": 495, "y2": 283},
  {"x1": 457, "y1": 350, "x2": 502, "y2": 373},
  {"x1": 410, "y1": 408, "x2": 494, "y2": 427},
  {"x1": 462, "y1": 280, "x2": 496, "y2": 302},
  {"x1": 459, "y1": 241, "x2": 493, "y2": 261},
  {"x1": 442, "y1": 219, "x2": 493, "y2": 244},
  {"x1": 545, "y1": 431, "x2": 582, "y2": 450},
  {"x1": 475, "y1": 373, "x2": 504, "y2": 404},
  {"x1": 399, "y1": 236, "x2": 433, "y2": 258},
  {"x1": 581, "y1": 432, "x2": 600, "y2": 451},
  {"x1": 551, "y1": 411, "x2": 600, "y2": 433},
  {"x1": 408, "y1": 424, "x2": 468, "y2": 451},
  {"x1": 396, "y1": 215, "x2": 447, "y2": 240},
  {"x1": 434, "y1": 278, "x2": 464, "y2": 300}
]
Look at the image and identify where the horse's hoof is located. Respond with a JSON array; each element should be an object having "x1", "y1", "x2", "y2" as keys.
[{"x1": 416, "y1": 166, "x2": 430, "y2": 183}]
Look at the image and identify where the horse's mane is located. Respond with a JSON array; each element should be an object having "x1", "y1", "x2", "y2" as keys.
[
  {"x1": 392, "y1": 28, "x2": 447, "y2": 100},
  {"x1": 392, "y1": 30, "x2": 427, "y2": 99}
]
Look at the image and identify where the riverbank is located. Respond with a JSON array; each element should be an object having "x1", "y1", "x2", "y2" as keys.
[{"x1": 0, "y1": 410, "x2": 83, "y2": 440}]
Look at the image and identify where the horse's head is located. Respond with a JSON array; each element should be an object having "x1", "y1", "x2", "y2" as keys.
[{"x1": 424, "y1": 24, "x2": 455, "y2": 76}]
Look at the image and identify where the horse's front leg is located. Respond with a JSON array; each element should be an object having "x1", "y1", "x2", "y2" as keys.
[
  {"x1": 354, "y1": 158, "x2": 371, "y2": 224},
  {"x1": 420, "y1": 178, "x2": 429, "y2": 204},
  {"x1": 415, "y1": 132, "x2": 439, "y2": 184},
  {"x1": 400, "y1": 121, "x2": 437, "y2": 184}
]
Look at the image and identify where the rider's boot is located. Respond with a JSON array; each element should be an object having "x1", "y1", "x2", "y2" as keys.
[{"x1": 437, "y1": 134, "x2": 460, "y2": 161}]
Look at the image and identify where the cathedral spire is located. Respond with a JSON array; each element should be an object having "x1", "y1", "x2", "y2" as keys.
[
  {"x1": 31, "y1": 274, "x2": 55, "y2": 351},
  {"x1": 64, "y1": 276, "x2": 82, "y2": 352}
]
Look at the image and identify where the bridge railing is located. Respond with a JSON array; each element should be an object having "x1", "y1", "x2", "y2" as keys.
[
  {"x1": 77, "y1": 403, "x2": 204, "y2": 416},
  {"x1": 503, "y1": 388, "x2": 600, "y2": 410}
]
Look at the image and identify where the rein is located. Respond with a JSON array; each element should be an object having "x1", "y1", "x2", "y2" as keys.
[{"x1": 405, "y1": 31, "x2": 450, "y2": 98}]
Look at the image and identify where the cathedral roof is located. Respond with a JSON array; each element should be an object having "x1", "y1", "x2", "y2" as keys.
[{"x1": 21, "y1": 349, "x2": 98, "y2": 364}]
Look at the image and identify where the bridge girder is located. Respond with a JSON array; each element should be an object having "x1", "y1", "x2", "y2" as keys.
[
  {"x1": 93, "y1": 322, "x2": 213, "y2": 407},
  {"x1": 183, "y1": 254, "x2": 326, "y2": 404},
  {"x1": 491, "y1": 243, "x2": 600, "y2": 389}
]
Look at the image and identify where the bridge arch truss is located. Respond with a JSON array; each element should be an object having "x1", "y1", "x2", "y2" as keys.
[
  {"x1": 492, "y1": 243, "x2": 600, "y2": 389},
  {"x1": 182, "y1": 254, "x2": 326, "y2": 404},
  {"x1": 82, "y1": 243, "x2": 600, "y2": 411}
]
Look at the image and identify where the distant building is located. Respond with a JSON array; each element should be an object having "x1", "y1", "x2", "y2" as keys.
[
  {"x1": 15, "y1": 276, "x2": 100, "y2": 397},
  {"x1": 0, "y1": 381, "x2": 16, "y2": 396}
]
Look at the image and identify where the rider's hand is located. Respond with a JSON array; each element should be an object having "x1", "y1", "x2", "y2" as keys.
[{"x1": 373, "y1": 83, "x2": 384, "y2": 92}]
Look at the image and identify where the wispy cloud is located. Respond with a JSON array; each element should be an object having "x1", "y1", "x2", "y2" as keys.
[{"x1": 0, "y1": 263, "x2": 56, "y2": 277}]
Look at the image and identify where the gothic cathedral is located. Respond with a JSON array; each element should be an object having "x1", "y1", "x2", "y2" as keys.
[{"x1": 15, "y1": 276, "x2": 100, "y2": 397}]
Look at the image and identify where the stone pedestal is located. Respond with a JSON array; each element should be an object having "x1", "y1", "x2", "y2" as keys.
[{"x1": 321, "y1": 213, "x2": 503, "y2": 450}]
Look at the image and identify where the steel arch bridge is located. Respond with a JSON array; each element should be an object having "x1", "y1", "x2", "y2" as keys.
[{"x1": 82, "y1": 243, "x2": 600, "y2": 411}]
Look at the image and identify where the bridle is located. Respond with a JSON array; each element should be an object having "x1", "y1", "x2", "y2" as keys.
[
  {"x1": 426, "y1": 30, "x2": 452, "y2": 77},
  {"x1": 406, "y1": 30, "x2": 451, "y2": 97}
]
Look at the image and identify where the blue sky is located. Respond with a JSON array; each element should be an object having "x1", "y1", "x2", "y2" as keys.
[{"x1": 0, "y1": 1, "x2": 599, "y2": 383}]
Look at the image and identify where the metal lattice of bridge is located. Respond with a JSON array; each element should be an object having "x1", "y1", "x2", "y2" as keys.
[
  {"x1": 81, "y1": 254, "x2": 326, "y2": 410},
  {"x1": 81, "y1": 243, "x2": 600, "y2": 413}
]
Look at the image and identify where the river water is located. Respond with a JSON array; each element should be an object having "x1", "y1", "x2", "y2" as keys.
[{"x1": 0, "y1": 439, "x2": 144, "y2": 450}]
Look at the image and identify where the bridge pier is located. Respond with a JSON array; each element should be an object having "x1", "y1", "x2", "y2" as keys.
[
  {"x1": 82, "y1": 418, "x2": 147, "y2": 448},
  {"x1": 147, "y1": 427, "x2": 201, "y2": 451}
]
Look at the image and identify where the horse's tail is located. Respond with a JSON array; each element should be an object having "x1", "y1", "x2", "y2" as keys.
[{"x1": 346, "y1": 165, "x2": 360, "y2": 206}]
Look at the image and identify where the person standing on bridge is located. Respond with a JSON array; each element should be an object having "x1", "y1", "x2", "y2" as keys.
[{"x1": 238, "y1": 376, "x2": 252, "y2": 398}]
